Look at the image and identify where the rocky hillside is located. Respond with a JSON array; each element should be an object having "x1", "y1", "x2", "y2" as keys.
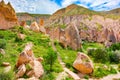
[
  {"x1": 0, "y1": 0, "x2": 18, "y2": 29},
  {"x1": 106, "y1": 8, "x2": 120, "y2": 15},
  {"x1": 17, "y1": 13, "x2": 50, "y2": 25},
  {"x1": 47, "y1": 4, "x2": 120, "y2": 48}
]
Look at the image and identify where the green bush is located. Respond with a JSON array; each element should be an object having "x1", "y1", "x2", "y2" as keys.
[
  {"x1": 110, "y1": 50, "x2": 120, "y2": 63},
  {"x1": 93, "y1": 66, "x2": 117, "y2": 78},
  {"x1": 88, "y1": 48, "x2": 110, "y2": 63},
  {"x1": 43, "y1": 47, "x2": 57, "y2": 72},
  {"x1": 108, "y1": 43, "x2": 120, "y2": 51},
  {"x1": 0, "y1": 39, "x2": 6, "y2": 49}
]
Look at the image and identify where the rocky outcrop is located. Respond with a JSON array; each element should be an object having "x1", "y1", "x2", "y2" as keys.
[
  {"x1": 16, "y1": 43, "x2": 44, "y2": 79},
  {"x1": 47, "y1": 23, "x2": 81, "y2": 50},
  {"x1": 73, "y1": 52, "x2": 94, "y2": 74},
  {"x1": 64, "y1": 23, "x2": 81, "y2": 50},
  {"x1": 30, "y1": 22, "x2": 40, "y2": 32},
  {"x1": 0, "y1": 0, "x2": 18, "y2": 29}
]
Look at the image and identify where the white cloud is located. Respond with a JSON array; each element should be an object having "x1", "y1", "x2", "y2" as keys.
[
  {"x1": 62, "y1": 0, "x2": 78, "y2": 7},
  {"x1": 0, "y1": 0, "x2": 120, "y2": 14},
  {"x1": 1, "y1": 0, "x2": 61, "y2": 14}
]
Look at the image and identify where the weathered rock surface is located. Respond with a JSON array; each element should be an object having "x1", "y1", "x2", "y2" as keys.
[
  {"x1": 30, "y1": 22, "x2": 40, "y2": 32},
  {"x1": 0, "y1": 0, "x2": 18, "y2": 29},
  {"x1": 16, "y1": 64, "x2": 26, "y2": 78},
  {"x1": 16, "y1": 43, "x2": 44, "y2": 79},
  {"x1": 17, "y1": 33, "x2": 26, "y2": 40},
  {"x1": 73, "y1": 52, "x2": 94, "y2": 74},
  {"x1": 27, "y1": 60, "x2": 44, "y2": 78}
]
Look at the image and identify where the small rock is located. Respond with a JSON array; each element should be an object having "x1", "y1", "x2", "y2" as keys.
[
  {"x1": 17, "y1": 33, "x2": 26, "y2": 40},
  {"x1": 0, "y1": 48, "x2": 5, "y2": 55},
  {"x1": 4, "y1": 66, "x2": 11, "y2": 73},
  {"x1": 2, "y1": 62, "x2": 10, "y2": 66}
]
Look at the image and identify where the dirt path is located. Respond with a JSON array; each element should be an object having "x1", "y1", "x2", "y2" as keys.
[{"x1": 51, "y1": 40, "x2": 80, "y2": 80}]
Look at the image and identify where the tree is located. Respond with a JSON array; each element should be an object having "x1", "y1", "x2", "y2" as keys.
[{"x1": 44, "y1": 47, "x2": 57, "y2": 72}]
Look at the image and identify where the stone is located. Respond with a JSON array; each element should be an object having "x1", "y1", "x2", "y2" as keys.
[
  {"x1": 2, "y1": 62, "x2": 10, "y2": 66},
  {"x1": 73, "y1": 52, "x2": 94, "y2": 74},
  {"x1": 16, "y1": 51, "x2": 31, "y2": 68},
  {"x1": 17, "y1": 33, "x2": 26, "y2": 40},
  {"x1": 16, "y1": 64, "x2": 26, "y2": 78},
  {"x1": 30, "y1": 22, "x2": 39, "y2": 32},
  {"x1": 0, "y1": 48, "x2": 5, "y2": 55},
  {"x1": 59, "y1": 36, "x2": 67, "y2": 48},
  {"x1": 4, "y1": 66, "x2": 11, "y2": 73},
  {"x1": 20, "y1": 21, "x2": 30, "y2": 29},
  {"x1": 0, "y1": 0, "x2": 18, "y2": 29},
  {"x1": 39, "y1": 26, "x2": 46, "y2": 34},
  {"x1": 28, "y1": 60, "x2": 44, "y2": 78}
]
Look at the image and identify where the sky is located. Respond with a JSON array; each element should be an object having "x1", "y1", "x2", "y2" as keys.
[{"x1": 1, "y1": 0, "x2": 120, "y2": 14}]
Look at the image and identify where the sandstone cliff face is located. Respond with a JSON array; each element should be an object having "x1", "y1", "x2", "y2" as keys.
[
  {"x1": 46, "y1": 4, "x2": 120, "y2": 47},
  {"x1": 48, "y1": 13, "x2": 120, "y2": 46},
  {"x1": 0, "y1": 0, "x2": 18, "y2": 29}
]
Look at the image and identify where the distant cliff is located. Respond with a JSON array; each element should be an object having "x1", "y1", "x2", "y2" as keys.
[
  {"x1": 0, "y1": 0, "x2": 18, "y2": 29},
  {"x1": 17, "y1": 13, "x2": 50, "y2": 25}
]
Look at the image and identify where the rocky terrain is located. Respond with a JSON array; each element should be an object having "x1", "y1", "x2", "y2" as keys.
[
  {"x1": 0, "y1": 0, "x2": 18, "y2": 29},
  {"x1": 46, "y1": 4, "x2": 120, "y2": 49},
  {"x1": 0, "y1": 0, "x2": 120, "y2": 80}
]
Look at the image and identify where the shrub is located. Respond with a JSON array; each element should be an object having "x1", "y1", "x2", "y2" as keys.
[
  {"x1": 43, "y1": 47, "x2": 57, "y2": 72},
  {"x1": 110, "y1": 50, "x2": 120, "y2": 63},
  {"x1": 108, "y1": 43, "x2": 120, "y2": 51},
  {"x1": 0, "y1": 39, "x2": 6, "y2": 49},
  {"x1": 88, "y1": 48, "x2": 110, "y2": 63}
]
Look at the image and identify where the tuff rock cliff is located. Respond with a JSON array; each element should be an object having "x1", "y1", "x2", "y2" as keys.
[{"x1": 0, "y1": 0, "x2": 18, "y2": 29}]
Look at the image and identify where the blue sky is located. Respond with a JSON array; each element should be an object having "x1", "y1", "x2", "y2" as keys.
[{"x1": 2, "y1": 0, "x2": 120, "y2": 14}]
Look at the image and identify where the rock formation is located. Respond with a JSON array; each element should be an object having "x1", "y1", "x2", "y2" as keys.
[
  {"x1": 0, "y1": 0, "x2": 18, "y2": 29},
  {"x1": 16, "y1": 43, "x2": 44, "y2": 79}
]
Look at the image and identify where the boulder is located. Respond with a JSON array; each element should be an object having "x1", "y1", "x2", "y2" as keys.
[
  {"x1": 16, "y1": 51, "x2": 31, "y2": 68},
  {"x1": 17, "y1": 33, "x2": 26, "y2": 40},
  {"x1": 16, "y1": 64, "x2": 26, "y2": 78},
  {"x1": 27, "y1": 60, "x2": 44, "y2": 78},
  {"x1": 0, "y1": 0, "x2": 18, "y2": 29},
  {"x1": 0, "y1": 48, "x2": 5, "y2": 55},
  {"x1": 73, "y1": 52, "x2": 93, "y2": 74},
  {"x1": 30, "y1": 22, "x2": 39, "y2": 32}
]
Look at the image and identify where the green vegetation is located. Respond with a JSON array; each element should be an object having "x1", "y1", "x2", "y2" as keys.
[
  {"x1": 88, "y1": 48, "x2": 110, "y2": 63},
  {"x1": 0, "y1": 26, "x2": 62, "y2": 80},
  {"x1": 93, "y1": 64, "x2": 117, "y2": 78},
  {"x1": 43, "y1": 47, "x2": 57, "y2": 72}
]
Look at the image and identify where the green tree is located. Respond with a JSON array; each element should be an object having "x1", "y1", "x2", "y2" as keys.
[{"x1": 44, "y1": 47, "x2": 57, "y2": 72}]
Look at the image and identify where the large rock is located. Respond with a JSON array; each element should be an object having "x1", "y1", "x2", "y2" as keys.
[
  {"x1": 16, "y1": 43, "x2": 34, "y2": 68},
  {"x1": 65, "y1": 23, "x2": 81, "y2": 50},
  {"x1": 0, "y1": 0, "x2": 18, "y2": 29},
  {"x1": 16, "y1": 64, "x2": 26, "y2": 78},
  {"x1": 73, "y1": 52, "x2": 94, "y2": 74},
  {"x1": 27, "y1": 60, "x2": 44, "y2": 78},
  {"x1": 30, "y1": 22, "x2": 40, "y2": 32}
]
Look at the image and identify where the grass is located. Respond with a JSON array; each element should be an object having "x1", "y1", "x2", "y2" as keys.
[
  {"x1": 0, "y1": 26, "x2": 63, "y2": 80},
  {"x1": 55, "y1": 41, "x2": 119, "y2": 78}
]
